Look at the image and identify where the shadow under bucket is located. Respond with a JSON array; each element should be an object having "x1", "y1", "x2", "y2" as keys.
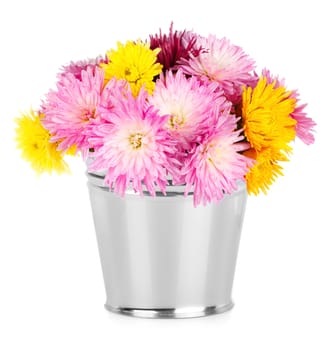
[{"x1": 87, "y1": 172, "x2": 247, "y2": 318}]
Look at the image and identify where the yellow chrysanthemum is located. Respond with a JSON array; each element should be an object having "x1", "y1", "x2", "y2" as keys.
[
  {"x1": 242, "y1": 77, "x2": 297, "y2": 153},
  {"x1": 244, "y1": 148, "x2": 288, "y2": 195},
  {"x1": 101, "y1": 40, "x2": 162, "y2": 96},
  {"x1": 15, "y1": 110, "x2": 71, "y2": 174},
  {"x1": 242, "y1": 77, "x2": 299, "y2": 195}
]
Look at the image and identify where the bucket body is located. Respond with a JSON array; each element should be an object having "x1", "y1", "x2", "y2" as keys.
[{"x1": 87, "y1": 172, "x2": 247, "y2": 318}]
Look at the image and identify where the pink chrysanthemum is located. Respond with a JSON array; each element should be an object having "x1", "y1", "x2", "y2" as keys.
[
  {"x1": 42, "y1": 67, "x2": 127, "y2": 154},
  {"x1": 181, "y1": 110, "x2": 253, "y2": 206},
  {"x1": 290, "y1": 104, "x2": 315, "y2": 145},
  {"x1": 88, "y1": 89, "x2": 175, "y2": 196},
  {"x1": 149, "y1": 69, "x2": 231, "y2": 149},
  {"x1": 261, "y1": 68, "x2": 316, "y2": 144},
  {"x1": 58, "y1": 56, "x2": 107, "y2": 81},
  {"x1": 149, "y1": 23, "x2": 202, "y2": 71},
  {"x1": 180, "y1": 35, "x2": 256, "y2": 103}
]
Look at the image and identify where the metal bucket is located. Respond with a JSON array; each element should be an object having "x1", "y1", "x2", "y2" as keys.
[{"x1": 87, "y1": 172, "x2": 247, "y2": 318}]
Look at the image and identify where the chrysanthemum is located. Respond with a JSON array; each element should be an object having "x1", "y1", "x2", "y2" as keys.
[
  {"x1": 181, "y1": 110, "x2": 253, "y2": 206},
  {"x1": 290, "y1": 103, "x2": 316, "y2": 145},
  {"x1": 88, "y1": 88, "x2": 175, "y2": 196},
  {"x1": 149, "y1": 23, "x2": 202, "y2": 71},
  {"x1": 243, "y1": 147, "x2": 288, "y2": 195},
  {"x1": 242, "y1": 76, "x2": 297, "y2": 153},
  {"x1": 149, "y1": 69, "x2": 231, "y2": 149},
  {"x1": 58, "y1": 55, "x2": 107, "y2": 81},
  {"x1": 100, "y1": 41, "x2": 162, "y2": 97},
  {"x1": 180, "y1": 35, "x2": 256, "y2": 102},
  {"x1": 15, "y1": 110, "x2": 70, "y2": 174},
  {"x1": 261, "y1": 68, "x2": 316, "y2": 145},
  {"x1": 42, "y1": 67, "x2": 127, "y2": 154}
]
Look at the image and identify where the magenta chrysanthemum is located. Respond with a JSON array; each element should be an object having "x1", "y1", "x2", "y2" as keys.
[
  {"x1": 149, "y1": 69, "x2": 231, "y2": 149},
  {"x1": 88, "y1": 89, "x2": 175, "y2": 196},
  {"x1": 150, "y1": 23, "x2": 202, "y2": 71},
  {"x1": 42, "y1": 68, "x2": 127, "y2": 154},
  {"x1": 261, "y1": 68, "x2": 316, "y2": 145},
  {"x1": 181, "y1": 110, "x2": 253, "y2": 206},
  {"x1": 180, "y1": 35, "x2": 256, "y2": 102}
]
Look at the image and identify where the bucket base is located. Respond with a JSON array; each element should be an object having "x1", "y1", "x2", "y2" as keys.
[{"x1": 104, "y1": 302, "x2": 234, "y2": 318}]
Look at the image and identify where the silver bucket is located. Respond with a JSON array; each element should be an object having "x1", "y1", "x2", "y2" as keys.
[{"x1": 87, "y1": 172, "x2": 247, "y2": 318}]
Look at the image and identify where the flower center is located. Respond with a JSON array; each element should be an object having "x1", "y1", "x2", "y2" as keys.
[
  {"x1": 169, "y1": 113, "x2": 185, "y2": 130},
  {"x1": 129, "y1": 133, "x2": 144, "y2": 150},
  {"x1": 82, "y1": 108, "x2": 96, "y2": 122},
  {"x1": 202, "y1": 143, "x2": 220, "y2": 167},
  {"x1": 124, "y1": 67, "x2": 142, "y2": 84}
]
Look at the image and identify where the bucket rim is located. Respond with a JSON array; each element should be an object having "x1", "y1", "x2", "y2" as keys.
[{"x1": 86, "y1": 171, "x2": 246, "y2": 199}]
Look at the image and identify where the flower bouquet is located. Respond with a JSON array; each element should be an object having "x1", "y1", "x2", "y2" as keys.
[
  {"x1": 15, "y1": 24, "x2": 316, "y2": 318},
  {"x1": 16, "y1": 24, "x2": 315, "y2": 206}
]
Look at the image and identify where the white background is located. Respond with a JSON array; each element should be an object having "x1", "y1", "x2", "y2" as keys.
[{"x1": 0, "y1": 0, "x2": 328, "y2": 349}]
